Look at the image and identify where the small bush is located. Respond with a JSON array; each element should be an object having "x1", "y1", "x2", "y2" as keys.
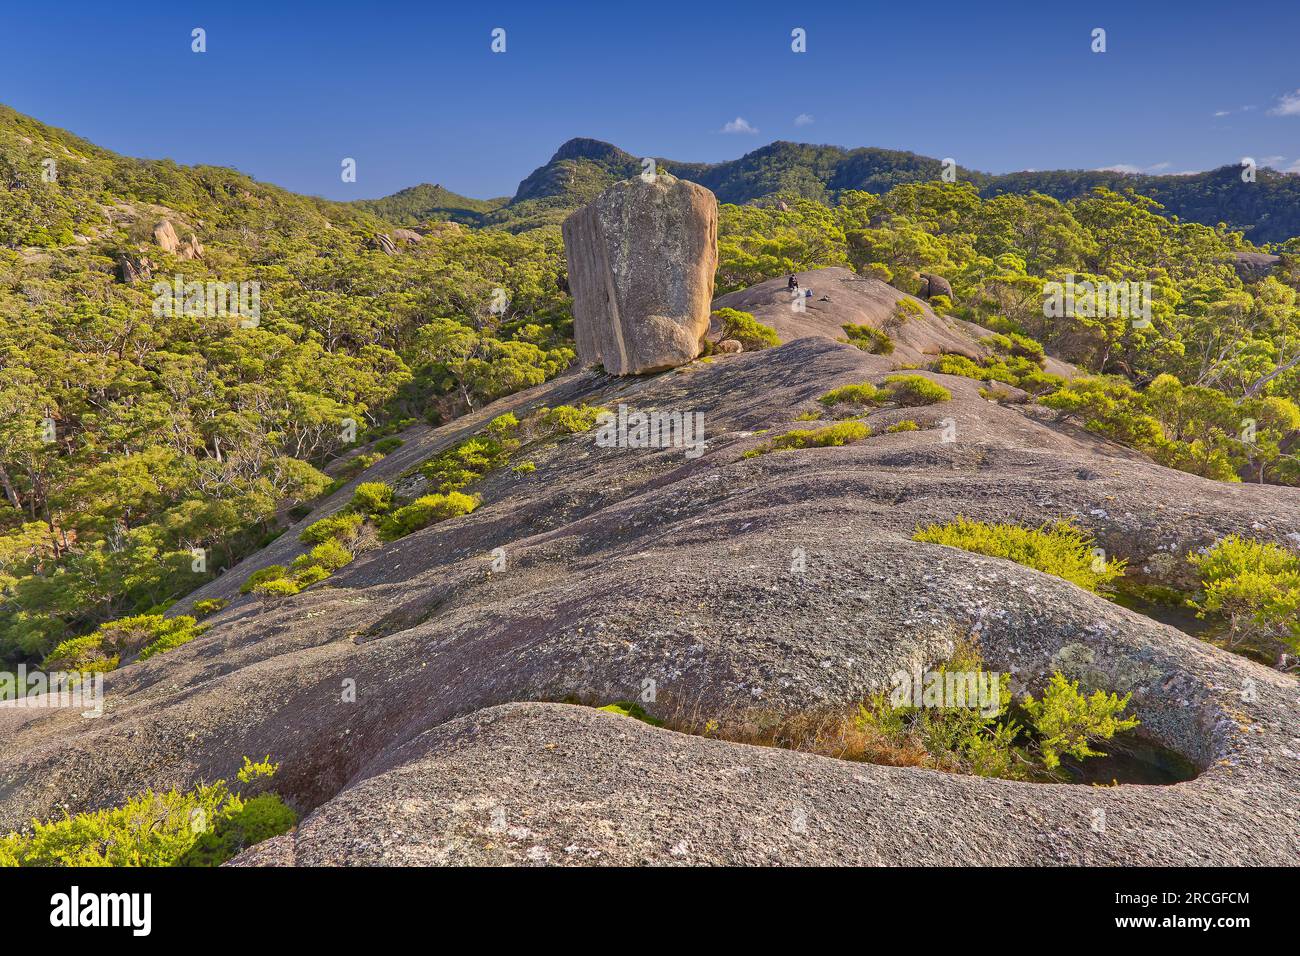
[
  {"x1": 884, "y1": 297, "x2": 924, "y2": 331},
  {"x1": 299, "y1": 512, "x2": 363, "y2": 545},
  {"x1": 596, "y1": 701, "x2": 664, "y2": 726},
  {"x1": 422, "y1": 430, "x2": 516, "y2": 493},
  {"x1": 713, "y1": 307, "x2": 780, "y2": 350},
  {"x1": 744, "y1": 421, "x2": 871, "y2": 458},
  {"x1": 533, "y1": 404, "x2": 603, "y2": 434},
  {"x1": 289, "y1": 566, "x2": 330, "y2": 588},
  {"x1": 841, "y1": 323, "x2": 894, "y2": 355},
  {"x1": 302, "y1": 539, "x2": 353, "y2": 572},
  {"x1": 192, "y1": 599, "x2": 228, "y2": 618},
  {"x1": 251, "y1": 577, "x2": 300, "y2": 598},
  {"x1": 883, "y1": 375, "x2": 951, "y2": 407},
  {"x1": 1189, "y1": 535, "x2": 1300, "y2": 663},
  {"x1": 349, "y1": 482, "x2": 394, "y2": 516},
  {"x1": 241, "y1": 565, "x2": 289, "y2": 594},
  {"x1": 914, "y1": 516, "x2": 1125, "y2": 594},
  {"x1": 44, "y1": 614, "x2": 205, "y2": 671},
  {"x1": 40, "y1": 635, "x2": 118, "y2": 673},
  {"x1": 933, "y1": 353, "x2": 989, "y2": 380},
  {"x1": 0, "y1": 758, "x2": 296, "y2": 867},
  {"x1": 886, "y1": 420, "x2": 919, "y2": 433},
  {"x1": 372, "y1": 437, "x2": 404, "y2": 454},
  {"x1": 378, "y1": 491, "x2": 480, "y2": 542},
  {"x1": 1021, "y1": 674, "x2": 1139, "y2": 770},
  {"x1": 818, "y1": 383, "x2": 883, "y2": 408},
  {"x1": 178, "y1": 794, "x2": 298, "y2": 867}
]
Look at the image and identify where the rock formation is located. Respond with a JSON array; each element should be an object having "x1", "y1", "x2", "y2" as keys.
[
  {"x1": 1232, "y1": 250, "x2": 1280, "y2": 281},
  {"x1": 562, "y1": 174, "x2": 717, "y2": 375},
  {"x1": 116, "y1": 251, "x2": 154, "y2": 284},
  {"x1": 392, "y1": 228, "x2": 423, "y2": 244},
  {"x1": 152, "y1": 219, "x2": 180, "y2": 254},
  {"x1": 6, "y1": 333, "x2": 1297, "y2": 866},
  {"x1": 918, "y1": 272, "x2": 953, "y2": 301}
]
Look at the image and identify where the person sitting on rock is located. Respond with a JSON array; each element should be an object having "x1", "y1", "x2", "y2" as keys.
[{"x1": 787, "y1": 274, "x2": 799, "y2": 291}]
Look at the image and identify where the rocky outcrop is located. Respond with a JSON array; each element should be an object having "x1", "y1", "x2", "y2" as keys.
[
  {"x1": 4, "y1": 335, "x2": 1299, "y2": 867},
  {"x1": 716, "y1": 339, "x2": 742, "y2": 353},
  {"x1": 152, "y1": 219, "x2": 203, "y2": 260},
  {"x1": 116, "y1": 251, "x2": 154, "y2": 284},
  {"x1": 711, "y1": 267, "x2": 1004, "y2": 368},
  {"x1": 371, "y1": 233, "x2": 397, "y2": 255},
  {"x1": 392, "y1": 228, "x2": 423, "y2": 244},
  {"x1": 562, "y1": 174, "x2": 718, "y2": 375},
  {"x1": 1233, "y1": 250, "x2": 1280, "y2": 281},
  {"x1": 152, "y1": 219, "x2": 180, "y2": 254},
  {"x1": 918, "y1": 272, "x2": 953, "y2": 301}
]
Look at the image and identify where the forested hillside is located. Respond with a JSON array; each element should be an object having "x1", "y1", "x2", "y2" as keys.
[
  {"x1": 0, "y1": 105, "x2": 572, "y2": 663},
  {"x1": 459, "y1": 137, "x2": 1300, "y2": 243},
  {"x1": 3, "y1": 103, "x2": 1300, "y2": 670}
]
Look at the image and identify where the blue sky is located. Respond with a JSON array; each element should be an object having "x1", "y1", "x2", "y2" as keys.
[{"x1": 2, "y1": 1, "x2": 1298, "y2": 201}]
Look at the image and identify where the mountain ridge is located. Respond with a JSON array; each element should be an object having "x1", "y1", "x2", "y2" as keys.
[{"x1": 370, "y1": 135, "x2": 1300, "y2": 242}]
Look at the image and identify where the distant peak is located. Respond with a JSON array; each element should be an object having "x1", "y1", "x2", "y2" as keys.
[{"x1": 549, "y1": 138, "x2": 632, "y2": 164}]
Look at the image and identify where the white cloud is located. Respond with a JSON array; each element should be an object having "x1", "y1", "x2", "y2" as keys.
[
  {"x1": 1268, "y1": 90, "x2": 1300, "y2": 116},
  {"x1": 1286, "y1": 159, "x2": 1300, "y2": 174},
  {"x1": 1213, "y1": 110, "x2": 1230, "y2": 117},
  {"x1": 1147, "y1": 161, "x2": 1172, "y2": 171},
  {"x1": 1260, "y1": 155, "x2": 1286, "y2": 167},
  {"x1": 721, "y1": 117, "x2": 759, "y2": 134},
  {"x1": 793, "y1": 113, "x2": 814, "y2": 127}
]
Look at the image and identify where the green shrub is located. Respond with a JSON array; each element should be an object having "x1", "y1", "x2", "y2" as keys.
[
  {"x1": 297, "y1": 538, "x2": 353, "y2": 573},
  {"x1": 40, "y1": 635, "x2": 118, "y2": 673},
  {"x1": 349, "y1": 482, "x2": 394, "y2": 516},
  {"x1": 932, "y1": 353, "x2": 989, "y2": 380},
  {"x1": 421, "y1": 428, "x2": 517, "y2": 493},
  {"x1": 596, "y1": 701, "x2": 663, "y2": 726},
  {"x1": 378, "y1": 491, "x2": 480, "y2": 542},
  {"x1": 1021, "y1": 674, "x2": 1139, "y2": 770},
  {"x1": 819, "y1": 383, "x2": 883, "y2": 408},
  {"x1": 192, "y1": 599, "x2": 228, "y2": 618},
  {"x1": 841, "y1": 323, "x2": 894, "y2": 355},
  {"x1": 241, "y1": 565, "x2": 290, "y2": 594},
  {"x1": 884, "y1": 297, "x2": 924, "y2": 330},
  {"x1": 713, "y1": 307, "x2": 781, "y2": 350},
  {"x1": 886, "y1": 420, "x2": 919, "y2": 433},
  {"x1": 512, "y1": 460, "x2": 536, "y2": 474},
  {"x1": 744, "y1": 421, "x2": 871, "y2": 458},
  {"x1": 44, "y1": 614, "x2": 205, "y2": 671},
  {"x1": 913, "y1": 516, "x2": 1125, "y2": 593},
  {"x1": 1189, "y1": 535, "x2": 1300, "y2": 662},
  {"x1": 0, "y1": 759, "x2": 295, "y2": 867},
  {"x1": 483, "y1": 412, "x2": 520, "y2": 441},
  {"x1": 372, "y1": 437, "x2": 404, "y2": 454},
  {"x1": 250, "y1": 577, "x2": 300, "y2": 598},
  {"x1": 853, "y1": 642, "x2": 1139, "y2": 781},
  {"x1": 299, "y1": 512, "x2": 364, "y2": 545},
  {"x1": 533, "y1": 404, "x2": 603, "y2": 434},
  {"x1": 177, "y1": 794, "x2": 298, "y2": 867},
  {"x1": 883, "y1": 375, "x2": 952, "y2": 406},
  {"x1": 289, "y1": 566, "x2": 330, "y2": 588}
]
